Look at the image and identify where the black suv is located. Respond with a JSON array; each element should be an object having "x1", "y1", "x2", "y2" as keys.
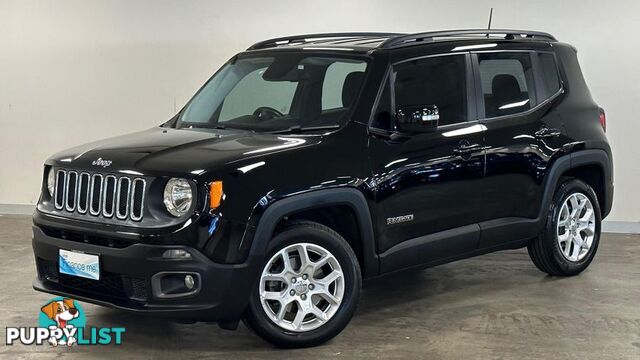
[{"x1": 32, "y1": 29, "x2": 613, "y2": 347}]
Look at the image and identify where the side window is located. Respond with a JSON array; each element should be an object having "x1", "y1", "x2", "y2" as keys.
[
  {"x1": 322, "y1": 61, "x2": 367, "y2": 110},
  {"x1": 219, "y1": 67, "x2": 298, "y2": 121},
  {"x1": 537, "y1": 52, "x2": 561, "y2": 98},
  {"x1": 478, "y1": 52, "x2": 535, "y2": 118},
  {"x1": 393, "y1": 55, "x2": 468, "y2": 127},
  {"x1": 371, "y1": 78, "x2": 392, "y2": 130}
]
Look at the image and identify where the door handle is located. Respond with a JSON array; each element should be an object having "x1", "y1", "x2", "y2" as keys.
[
  {"x1": 453, "y1": 143, "x2": 483, "y2": 154},
  {"x1": 534, "y1": 127, "x2": 561, "y2": 139}
]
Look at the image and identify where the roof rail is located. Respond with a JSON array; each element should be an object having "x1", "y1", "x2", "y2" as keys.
[
  {"x1": 247, "y1": 32, "x2": 405, "y2": 50},
  {"x1": 379, "y1": 29, "x2": 557, "y2": 48}
]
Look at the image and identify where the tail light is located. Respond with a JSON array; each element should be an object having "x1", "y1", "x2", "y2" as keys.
[{"x1": 598, "y1": 108, "x2": 606, "y2": 132}]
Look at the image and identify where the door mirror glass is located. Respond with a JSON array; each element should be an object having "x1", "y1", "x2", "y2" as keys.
[{"x1": 395, "y1": 105, "x2": 439, "y2": 133}]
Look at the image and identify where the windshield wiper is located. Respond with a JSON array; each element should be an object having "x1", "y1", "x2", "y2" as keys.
[
  {"x1": 270, "y1": 124, "x2": 341, "y2": 134},
  {"x1": 191, "y1": 123, "x2": 254, "y2": 133}
]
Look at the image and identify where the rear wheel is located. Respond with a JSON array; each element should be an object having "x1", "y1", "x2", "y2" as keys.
[
  {"x1": 243, "y1": 220, "x2": 361, "y2": 348},
  {"x1": 528, "y1": 179, "x2": 601, "y2": 276}
]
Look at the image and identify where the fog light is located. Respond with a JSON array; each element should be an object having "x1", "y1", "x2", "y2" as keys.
[
  {"x1": 162, "y1": 249, "x2": 192, "y2": 259},
  {"x1": 151, "y1": 272, "x2": 200, "y2": 298},
  {"x1": 184, "y1": 275, "x2": 195, "y2": 290}
]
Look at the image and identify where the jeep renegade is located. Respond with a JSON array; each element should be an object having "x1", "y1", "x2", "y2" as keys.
[{"x1": 32, "y1": 29, "x2": 613, "y2": 347}]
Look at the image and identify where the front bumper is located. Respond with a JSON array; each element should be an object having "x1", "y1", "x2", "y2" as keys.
[{"x1": 32, "y1": 225, "x2": 260, "y2": 322}]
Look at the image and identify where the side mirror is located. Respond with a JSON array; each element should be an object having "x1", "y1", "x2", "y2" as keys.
[{"x1": 395, "y1": 105, "x2": 439, "y2": 133}]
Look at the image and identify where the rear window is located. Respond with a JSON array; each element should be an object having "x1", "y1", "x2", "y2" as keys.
[{"x1": 478, "y1": 52, "x2": 536, "y2": 118}]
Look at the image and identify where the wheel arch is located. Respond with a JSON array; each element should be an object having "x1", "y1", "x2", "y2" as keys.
[
  {"x1": 541, "y1": 149, "x2": 613, "y2": 220},
  {"x1": 561, "y1": 165, "x2": 604, "y2": 214},
  {"x1": 247, "y1": 187, "x2": 378, "y2": 278}
]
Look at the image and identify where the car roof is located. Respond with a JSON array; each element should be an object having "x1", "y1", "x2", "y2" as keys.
[{"x1": 246, "y1": 29, "x2": 557, "y2": 54}]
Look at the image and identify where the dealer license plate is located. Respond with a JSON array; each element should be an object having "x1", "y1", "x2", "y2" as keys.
[{"x1": 59, "y1": 249, "x2": 100, "y2": 280}]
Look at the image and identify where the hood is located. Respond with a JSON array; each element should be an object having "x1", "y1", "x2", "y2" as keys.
[{"x1": 47, "y1": 127, "x2": 320, "y2": 177}]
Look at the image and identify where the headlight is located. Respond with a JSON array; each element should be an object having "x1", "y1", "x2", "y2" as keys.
[
  {"x1": 163, "y1": 178, "x2": 193, "y2": 217},
  {"x1": 46, "y1": 168, "x2": 56, "y2": 197}
]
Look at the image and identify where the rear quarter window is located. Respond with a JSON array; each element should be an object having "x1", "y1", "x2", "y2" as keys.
[{"x1": 537, "y1": 52, "x2": 562, "y2": 98}]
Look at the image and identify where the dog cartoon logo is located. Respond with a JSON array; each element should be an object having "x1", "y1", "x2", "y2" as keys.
[
  {"x1": 6, "y1": 297, "x2": 125, "y2": 346},
  {"x1": 39, "y1": 298, "x2": 85, "y2": 347}
]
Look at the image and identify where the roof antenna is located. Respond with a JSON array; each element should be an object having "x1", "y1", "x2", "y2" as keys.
[{"x1": 486, "y1": 7, "x2": 493, "y2": 37}]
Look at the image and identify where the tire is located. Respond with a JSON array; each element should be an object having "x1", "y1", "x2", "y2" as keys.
[
  {"x1": 243, "y1": 220, "x2": 362, "y2": 348},
  {"x1": 528, "y1": 178, "x2": 601, "y2": 276}
]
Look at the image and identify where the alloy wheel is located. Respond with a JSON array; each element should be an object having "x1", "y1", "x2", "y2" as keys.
[
  {"x1": 259, "y1": 243, "x2": 345, "y2": 332},
  {"x1": 556, "y1": 192, "x2": 596, "y2": 262}
]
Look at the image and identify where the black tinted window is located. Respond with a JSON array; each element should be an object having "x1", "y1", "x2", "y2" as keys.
[
  {"x1": 393, "y1": 55, "x2": 468, "y2": 126},
  {"x1": 478, "y1": 52, "x2": 535, "y2": 118},
  {"x1": 538, "y1": 52, "x2": 561, "y2": 98},
  {"x1": 371, "y1": 79, "x2": 392, "y2": 130}
]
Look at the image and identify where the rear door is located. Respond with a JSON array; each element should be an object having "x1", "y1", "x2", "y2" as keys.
[{"x1": 473, "y1": 50, "x2": 568, "y2": 247}]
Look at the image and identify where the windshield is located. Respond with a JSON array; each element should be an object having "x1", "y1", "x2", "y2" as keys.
[{"x1": 178, "y1": 54, "x2": 368, "y2": 132}]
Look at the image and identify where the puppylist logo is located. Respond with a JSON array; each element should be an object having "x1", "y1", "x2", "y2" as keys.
[{"x1": 6, "y1": 297, "x2": 125, "y2": 346}]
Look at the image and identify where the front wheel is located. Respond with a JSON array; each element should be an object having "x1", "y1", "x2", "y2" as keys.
[
  {"x1": 243, "y1": 220, "x2": 361, "y2": 348},
  {"x1": 528, "y1": 178, "x2": 602, "y2": 276}
]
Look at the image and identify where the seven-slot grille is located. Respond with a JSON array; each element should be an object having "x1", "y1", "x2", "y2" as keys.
[{"x1": 53, "y1": 170, "x2": 146, "y2": 221}]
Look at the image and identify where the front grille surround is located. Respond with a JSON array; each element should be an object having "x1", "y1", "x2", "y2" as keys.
[
  {"x1": 89, "y1": 174, "x2": 103, "y2": 216},
  {"x1": 53, "y1": 169, "x2": 146, "y2": 222},
  {"x1": 116, "y1": 177, "x2": 131, "y2": 220},
  {"x1": 130, "y1": 178, "x2": 146, "y2": 221},
  {"x1": 102, "y1": 175, "x2": 117, "y2": 218},
  {"x1": 64, "y1": 171, "x2": 78, "y2": 212},
  {"x1": 77, "y1": 173, "x2": 90, "y2": 214}
]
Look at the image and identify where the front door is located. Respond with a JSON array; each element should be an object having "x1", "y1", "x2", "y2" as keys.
[{"x1": 368, "y1": 53, "x2": 486, "y2": 271}]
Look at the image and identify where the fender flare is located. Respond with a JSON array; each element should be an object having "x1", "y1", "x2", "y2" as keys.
[
  {"x1": 247, "y1": 187, "x2": 379, "y2": 277},
  {"x1": 537, "y1": 149, "x2": 613, "y2": 222}
]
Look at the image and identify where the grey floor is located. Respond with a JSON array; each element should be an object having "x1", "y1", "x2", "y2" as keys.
[{"x1": 1, "y1": 215, "x2": 639, "y2": 359}]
